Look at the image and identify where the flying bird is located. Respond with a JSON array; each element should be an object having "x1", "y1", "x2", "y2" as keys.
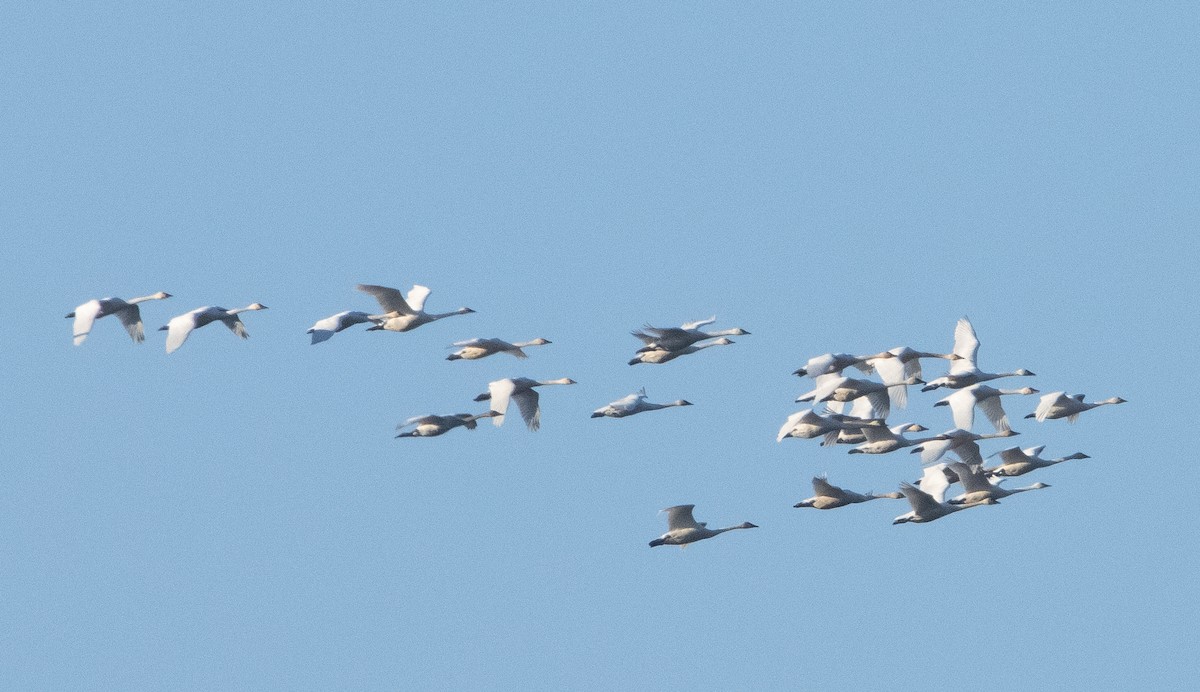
[
  {"x1": 357, "y1": 283, "x2": 474, "y2": 333},
  {"x1": 67, "y1": 292, "x2": 172, "y2": 345},
  {"x1": 159, "y1": 303, "x2": 269, "y2": 354},
  {"x1": 474, "y1": 377, "x2": 576, "y2": 431},
  {"x1": 648, "y1": 504, "x2": 757, "y2": 548},
  {"x1": 591, "y1": 388, "x2": 692, "y2": 419}
]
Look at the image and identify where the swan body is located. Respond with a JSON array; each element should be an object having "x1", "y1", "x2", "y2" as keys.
[
  {"x1": 473, "y1": 377, "x2": 576, "y2": 430},
  {"x1": 921, "y1": 317, "x2": 1035, "y2": 391},
  {"x1": 67, "y1": 292, "x2": 172, "y2": 345},
  {"x1": 628, "y1": 337, "x2": 734, "y2": 365},
  {"x1": 1025, "y1": 392, "x2": 1127, "y2": 423},
  {"x1": 793, "y1": 351, "x2": 894, "y2": 379},
  {"x1": 776, "y1": 408, "x2": 882, "y2": 445},
  {"x1": 307, "y1": 311, "x2": 375, "y2": 344},
  {"x1": 591, "y1": 388, "x2": 692, "y2": 418},
  {"x1": 648, "y1": 504, "x2": 757, "y2": 547},
  {"x1": 357, "y1": 283, "x2": 475, "y2": 332},
  {"x1": 984, "y1": 445, "x2": 1090, "y2": 478},
  {"x1": 946, "y1": 461, "x2": 1049, "y2": 505},
  {"x1": 447, "y1": 337, "x2": 551, "y2": 361},
  {"x1": 893, "y1": 464, "x2": 997, "y2": 524},
  {"x1": 793, "y1": 476, "x2": 902, "y2": 509},
  {"x1": 158, "y1": 303, "x2": 268, "y2": 354},
  {"x1": 631, "y1": 316, "x2": 749, "y2": 352},
  {"x1": 909, "y1": 428, "x2": 1019, "y2": 466},
  {"x1": 933, "y1": 384, "x2": 1039, "y2": 432},
  {"x1": 848, "y1": 424, "x2": 946, "y2": 455},
  {"x1": 395, "y1": 412, "x2": 496, "y2": 437}
]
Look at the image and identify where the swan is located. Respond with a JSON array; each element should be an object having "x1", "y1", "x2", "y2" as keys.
[
  {"x1": 921, "y1": 317, "x2": 1035, "y2": 391},
  {"x1": 793, "y1": 351, "x2": 894, "y2": 379},
  {"x1": 395, "y1": 412, "x2": 497, "y2": 437},
  {"x1": 473, "y1": 377, "x2": 576, "y2": 430},
  {"x1": 793, "y1": 476, "x2": 902, "y2": 509},
  {"x1": 159, "y1": 303, "x2": 268, "y2": 354},
  {"x1": 945, "y1": 461, "x2": 1049, "y2": 505},
  {"x1": 893, "y1": 463, "x2": 997, "y2": 524},
  {"x1": 306, "y1": 311, "x2": 376, "y2": 344},
  {"x1": 776, "y1": 408, "x2": 883, "y2": 445},
  {"x1": 631, "y1": 316, "x2": 749, "y2": 352},
  {"x1": 628, "y1": 337, "x2": 734, "y2": 365},
  {"x1": 862, "y1": 346, "x2": 960, "y2": 408},
  {"x1": 591, "y1": 388, "x2": 692, "y2": 418},
  {"x1": 933, "y1": 384, "x2": 1039, "y2": 432},
  {"x1": 984, "y1": 445, "x2": 1090, "y2": 478},
  {"x1": 357, "y1": 283, "x2": 475, "y2": 332},
  {"x1": 796, "y1": 375, "x2": 923, "y2": 421},
  {"x1": 66, "y1": 292, "x2": 172, "y2": 345},
  {"x1": 447, "y1": 337, "x2": 551, "y2": 361},
  {"x1": 648, "y1": 504, "x2": 757, "y2": 547},
  {"x1": 1024, "y1": 392, "x2": 1127, "y2": 422},
  {"x1": 833, "y1": 420, "x2": 926, "y2": 446},
  {"x1": 847, "y1": 424, "x2": 946, "y2": 455},
  {"x1": 909, "y1": 428, "x2": 1019, "y2": 466}
]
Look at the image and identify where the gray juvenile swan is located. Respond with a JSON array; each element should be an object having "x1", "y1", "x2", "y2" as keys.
[
  {"x1": 591, "y1": 388, "x2": 692, "y2": 419},
  {"x1": 793, "y1": 476, "x2": 902, "y2": 509},
  {"x1": 648, "y1": 504, "x2": 757, "y2": 548},
  {"x1": 395, "y1": 412, "x2": 498, "y2": 438},
  {"x1": 631, "y1": 316, "x2": 749, "y2": 353},
  {"x1": 447, "y1": 337, "x2": 551, "y2": 361}
]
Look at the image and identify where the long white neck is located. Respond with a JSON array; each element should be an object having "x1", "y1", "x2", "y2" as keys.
[
  {"x1": 128, "y1": 293, "x2": 170, "y2": 304},
  {"x1": 426, "y1": 308, "x2": 473, "y2": 321}
]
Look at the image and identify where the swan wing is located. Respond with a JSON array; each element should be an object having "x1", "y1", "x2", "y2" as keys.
[
  {"x1": 900, "y1": 482, "x2": 942, "y2": 515},
  {"x1": 811, "y1": 476, "x2": 843, "y2": 499},
  {"x1": 946, "y1": 390, "x2": 976, "y2": 431},
  {"x1": 948, "y1": 462, "x2": 991, "y2": 493},
  {"x1": 975, "y1": 394, "x2": 1011, "y2": 432},
  {"x1": 511, "y1": 388, "x2": 542, "y2": 431},
  {"x1": 950, "y1": 317, "x2": 980, "y2": 374},
  {"x1": 1035, "y1": 392, "x2": 1069, "y2": 422},
  {"x1": 681, "y1": 316, "x2": 716, "y2": 330},
  {"x1": 224, "y1": 315, "x2": 249, "y2": 339},
  {"x1": 164, "y1": 312, "x2": 198, "y2": 354},
  {"x1": 406, "y1": 285, "x2": 432, "y2": 313},
  {"x1": 919, "y1": 463, "x2": 952, "y2": 504},
  {"x1": 663, "y1": 504, "x2": 701, "y2": 531},
  {"x1": 995, "y1": 446, "x2": 1032, "y2": 465},
  {"x1": 71, "y1": 300, "x2": 102, "y2": 345},
  {"x1": 114, "y1": 304, "x2": 145, "y2": 343},
  {"x1": 487, "y1": 379, "x2": 517, "y2": 426},
  {"x1": 357, "y1": 284, "x2": 415, "y2": 315},
  {"x1": 950, "y1": 439, "x2": 984, "y2": 467},
  {"x1": 860, "y1": 424, "x2": 898, "y2": 443}
]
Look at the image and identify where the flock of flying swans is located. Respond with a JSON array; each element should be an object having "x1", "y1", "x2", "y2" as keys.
[{"x1": 68, "y1": 289, "x2": 1123, "y2": 548}]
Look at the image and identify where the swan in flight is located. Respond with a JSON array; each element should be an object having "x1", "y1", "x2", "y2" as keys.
[
  {"x1": 862, "y1": 346, "x2": 960, "y2": 408},
  {"x1": 893, "y1": 463, "x2": 997, "y2": 524},
  {"x1": 847, "y1": 424, "x2": 946, "y2": 455},
  {"x1": 66, "y1": 292, "x2": 172, "y2": 345},
  {"x1": 1025, "y1": 392, "x2": 1127, "y2": 423},
  {"x1": 776, "y1": 408, "x2": 882, "y2": 445},
  {"x1": 796, "y1": 375, "x2": 922, "y2": 421},
  {"x1": 447, "y1": 337, "x2": 551, "y2": 361},
  {"x1": 159, "y1": 303, "x2": 268, "y2": 354},
  {"x1": 984, "y1": 445, "x2": 1090, "y2": 478},
  {"x1": 395, "y1": 412, "x2": 497, "y2": 437},
  {"x1": 628, "y1": 338, "x2": 735, "y2": 365},
  {"x1": 793, "y1": 476, "x2": 902, "y2": 509},
  {"x1": 793, "y1": 351, "x2": 894, "y2": 379},
  {"x1": 921, "y1": 317, "x2": 1035, "y2": 391},
  {"x1": 591, "y1": 388, "x2": 692, "y2": 419},
  {"x1": 473, "y1": 377, "x2": 576, "y2": 430},
  {"x1": 631, "y1": 316, "x2": 749, "y2": 352},
  {"x1": 648, "y1": 504, "x2": 757, "y2": 547},
  {"x1": 357, "y1": 283, "x2": 474, "y2": 332},
  {"x1": 945, "y1": 461, "x2": 1049, "y2": 505},
  {"x1": 933, "y1": 384, "x2": 1039, "y2": 432},
  {"x1": 909, "y1": 428, "x2": 1019, "y2": 466},
  {"x1": 306, "y1": 311, "x2": 376, "y2": 344}
]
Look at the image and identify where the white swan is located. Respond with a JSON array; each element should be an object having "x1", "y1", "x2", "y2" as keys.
[
  {"x1": 395, "y1": 412, "x2": 497, "y2": 437},
  {"x1": 933, "y1": 384, "x2": 1039, "y2": 432},
  {"x1": 776, "y1": 408, "x2": 882, "y2": 445},
  {"x1": 793, "y1": 351, "x2": 894, "y2": 379},
  {"x1": 796, "y1": 375, "x2": 922, "y2": 421},
  {"x1": 628, "y1": 337, "x2": 734, "y2": 365},
  {"x1": 1025, "y1": 391, "x2": 1127, "y2": 423},
  {"x1": 909, "y1": 428, "x2": 1019, "y2": 466},
  {"x1": 793, "y1": 476, "x2": 902, "y2": 509},
  {"x1": 631, "y1": 317, "x2": 749, "y2": 352},
  {"x1": 473, "y1": 377, "x2": 576, "y2": 430},
  {"x1": 921, "y1": 317, "x2": 1035, "y2": 391},
  {"x1": 984, "y1": 445, "x2": 1090, "y2": 477},
  {"x1": 357, "y1": 283, "x2": 475, "y2": 332},
  {"x1": 66, "y1": 292, "x2": 172, "y2": 345},
  {"x1": 306, "y1": 311, "x2": 376, "y2": 344},
  {"x1": 447, "y1": 337, "x2": 551, "y2": 361},
  {"x1": 648, "y1": 504, "x2": 757, "y2": 547},
  {"x1": 945, "y1": 461, "x2": 1049, "y2": 505},
  {"x1": 893, "y1": 463, "x2": 997, "y2": 524},
  {"x1": 862, "y1": 346, "x2": 960, "y2": 408},
  {"x1": 847, "y1": 424, "x2": 946, "y2": 455},
  {"x1": 591, "y1": 388, "x2": 692, "y2": 418},
  {"x1": 159, "y1": 303, "x2": 268, "y2": 354}
]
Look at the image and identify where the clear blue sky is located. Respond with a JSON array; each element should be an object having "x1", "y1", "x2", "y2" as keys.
[{"x1": 3, "y1": 3, "x2": 1197, "y2": 690}]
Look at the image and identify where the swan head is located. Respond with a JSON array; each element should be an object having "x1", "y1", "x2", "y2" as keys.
[
  {"x1": 730, "y1": 328, "x2": 750, "y2": 336},
  {"x1": 1029, "y1": 482, "x2": 1050, "y2": 489},
  {"x1": 529, "y1": 338, "x2": 551, "y2": 345},
  {"x1": 247, "y1": 303, "x2": 269, "y2": 310},
  {"x1": 674, "y1": 400, "x2": 693, "y2": 407},
  {"x1": 1016, "y1": 387, "x2": 1039, "y2": 395},
  {"x1": 1067, "y1": 452, "x2": 1091, "y2": 460},
  {"x1": 154, "y1": 292, "x2": 172, "y2": 300},
  {"x1": 738, "y1": 522, "x2": 758, "y2": 529},
  {"x1": 792, "y1": 367, "x2": 808, "y2": 377},
  {"x1": 1014, "y1": 369, "x2": 1035, "y2": 376},
  {"x1": 456, "y1": 307, "x2": 476, "y2": 315},
  {"x1": 901, "y1": 423, "x2": 928, "y2": 433}
]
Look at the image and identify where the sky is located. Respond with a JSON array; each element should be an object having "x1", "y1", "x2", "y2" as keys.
[{"x1": 3, "y1": 2, "x2": 1198, "y2": 690}]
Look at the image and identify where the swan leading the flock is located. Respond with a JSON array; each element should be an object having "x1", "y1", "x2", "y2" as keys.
[
  {"x1": 474, "y1": 377, "x2": 577, "y2": 431},
  {"x1": 921, "y1": 317, "x2": 1035, "y2": 391},
  {"x1": 67, "y1": 292, "x2": 172, "y2": 345},
  {"x1": 357, "y1": 283, "x2": 474, "y2": 333},
  {"x1": 159, "y1": 303, "x2": 269, "y2": 354},
  {"x1": 591, "y1": 388, "x2": 692, "y2": 419},
  {"x1": 1026, "y1": 391, "x2": 1127, "y2": 423},
  {"x1": 395, "y1": 412, "x2": 497, "y2": 438},
  {"x1": 306, "y1": 311, "x2": 376, "y2": 344},
  {"x1": 793, "y1": 476, "x2": 902, "y2": 509},
  {"x1": 648, "y1": 504, "x2": 757, "y2": 547},
  {"x1": 447, "y1": 338, "x2": 551, "y2": 361}
]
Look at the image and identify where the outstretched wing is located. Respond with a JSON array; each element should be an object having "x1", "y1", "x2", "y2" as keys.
[
  {"x1": 681, "y1": 316, "x2": 716, "y2": 330},
  {"x1": 71, "y1": 300, "x2": 102, "y2": 346},
  {"x1": 663, "y1": 504, "x2": 701, "y2": 531},
  {"x1": 511, "y1": 388, "x2": 542, "y2": 431},
  {"x1": 406, "y1": 285, "x2": 432, "y2": 312},
  {"x1": 357, "y1": 284, "x2": 415, "y2": 315},
  {"x1": 487, "y1": 379, "x2": 517, "y2": 426},
  {"x1": 950, "y1": 317, "x2": 980, "y2": 374},
  {"x1": 115, "y1": 304, "x2": 145, "y2": 343}
]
